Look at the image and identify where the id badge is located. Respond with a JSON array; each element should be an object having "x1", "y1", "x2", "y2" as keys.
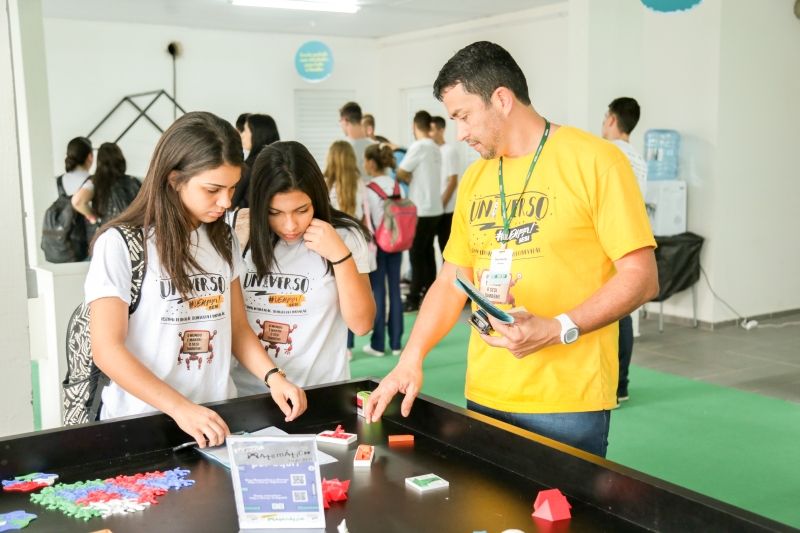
[
  {"x1": 481, "y1": 271, "x2": 511, "y2": 303},
  {"x1": 490, "y1": 248, "x2": 513, "y2": 274}
]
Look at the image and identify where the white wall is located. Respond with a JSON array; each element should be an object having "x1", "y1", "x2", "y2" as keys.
[
  {"x1": 376, "y1": 4, "x2": 570, "y2": 148},
  {"x1": 712, "y1": 0, "x2": 800, "y2": 319},
  {"x1": 43, "y1": 18, "x2": 381, "y2": 179}
]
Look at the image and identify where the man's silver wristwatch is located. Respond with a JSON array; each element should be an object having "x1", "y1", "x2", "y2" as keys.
[{"x1": 555, "y1": 314, "x2": 580, "y2": 344}]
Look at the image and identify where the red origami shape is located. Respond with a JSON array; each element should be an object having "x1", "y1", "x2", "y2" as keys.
[
  {"x1": 321, "y1": 425, "x2": 351, "y2": 440},
  {"x1": 321, "y1": 478, "x2": 350, "y2": 509},
  {"x1": 532, "y1": 488, "x2": 572, "y2": 521}
]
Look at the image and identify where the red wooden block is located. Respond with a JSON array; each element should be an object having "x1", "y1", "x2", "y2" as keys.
[{"x1": 388, "y1": 434, "x2": 414, "y2": 444}]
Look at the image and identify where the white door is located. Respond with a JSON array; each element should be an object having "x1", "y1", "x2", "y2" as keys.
[{"x1": 295, "y1": 89, "x2": 357, "y2": 170}]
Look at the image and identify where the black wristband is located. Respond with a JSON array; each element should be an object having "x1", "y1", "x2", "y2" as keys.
[
  {"x1": 331, "y1": 252, "x2": 352, "y2": 266},
  {"x1": 264, "y1": 368, "x2": 284, "y2": 387}
]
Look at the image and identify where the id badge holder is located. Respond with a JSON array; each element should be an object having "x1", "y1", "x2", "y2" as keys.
[{"x1": 481, "y1": 248, "x2": 514, "y2": 303}]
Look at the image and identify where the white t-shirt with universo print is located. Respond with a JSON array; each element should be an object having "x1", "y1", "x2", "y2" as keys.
[
  {"x1": 85, "y1": 224, "x2": 245, "y2": 420},
  {"x1": 230, "y1": 226, "x2": 371, "y2": 396}
]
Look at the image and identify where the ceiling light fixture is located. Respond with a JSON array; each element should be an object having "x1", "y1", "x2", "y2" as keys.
[{"x1": 230, "y1": 0, "x2": 360, "y2": 14}]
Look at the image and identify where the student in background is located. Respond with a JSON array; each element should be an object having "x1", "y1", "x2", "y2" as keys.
[
  {"x1": 72, "y1": 142, "x2": 141, "y2": 240},
  {"x1": 339, "y1": 102, "x2": 376, "y2": 182},
  {"x1": 430, "y1": 115, "x2": 460, "y2": 253},
  {"x1": 601, "y1": 96, "x2": 647, "y2": 407},
  {"x1": 86, "y1": 112, "x2": 306, "y2": 447},
  {"x1": 397, "y1": 110, "x2": 443, "y2": 312},
  {"x1": 235, "y1": 113, "x2": 251, "y2": 159},
  {"x1": 230, "y1": 141, "x2": 375, "y2": 394},
  {"x1": 60, "y1": 137, "x2": 93, "y2": 196},
  {"x1": 602, "y1": 97, "x2": 647, "y2": 196},
  {"x1": 362, "y1": 143, "x2": 404, "y2": 357},
  {"x1": 362, "y1": 114, "x2": 377, "y2": 142},
  {"x1": 232, "y1": 114, "x2": 280, "y2": 210},
  {"x1": 325, "y1": 140, "x2": 366, "y2": 221}
]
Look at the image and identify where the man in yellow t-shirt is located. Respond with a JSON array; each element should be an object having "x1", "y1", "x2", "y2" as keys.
[{"x1": 365, "y1": 42, "x2": 658, "y2": 458}]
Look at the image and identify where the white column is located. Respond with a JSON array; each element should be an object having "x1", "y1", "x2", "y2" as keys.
[{"x1": 0, "y1": 0, "x2": 35, "y2": 437}]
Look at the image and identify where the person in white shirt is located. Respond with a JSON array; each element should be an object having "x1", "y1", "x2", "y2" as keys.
[
  {"x1": 602, "y1": 97, "x2": 647, "y2": 197},
  {"x1": 59, "y1": 137, "x2": 94, "y2": 197},
  {"x1": 229, "y1": 141, "x2": 376, "y2": 395},
  {"x1": 397, "y1": 110, "x2": 443, "y2": 311},
  {"x1": 430, "y1": 115, "x2": 460, "y2": 253},
  {"x1": 601, "y1": 96, "x2": 647, "y2": 407},
  {"x1": 339, "y1": 102, "x2": 377, "y2": 182},
  {"x1": 362, "y1": 143, "x2": 405, "y2": 357},
  {"x1": 86, "y1": 112, "x2": 306, "y2": 449}
]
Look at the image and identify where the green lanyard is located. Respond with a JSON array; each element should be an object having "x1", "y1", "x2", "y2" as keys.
[{"x1": 498, "y1": 119, "x2": 550, "y2": 248}]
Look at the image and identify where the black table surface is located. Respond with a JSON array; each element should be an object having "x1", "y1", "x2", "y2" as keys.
[{"x1": 1, "y1": 379, "x2": 796, "y2": 533}]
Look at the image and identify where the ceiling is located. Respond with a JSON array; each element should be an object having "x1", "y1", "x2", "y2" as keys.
[{"x1": 41, "y1": 0, "x2": 562, "y2": 39}]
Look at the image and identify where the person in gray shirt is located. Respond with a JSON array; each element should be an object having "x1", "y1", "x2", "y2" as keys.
[{"x1": 339, "y1": 102, "x2": 376, "y2": 182}]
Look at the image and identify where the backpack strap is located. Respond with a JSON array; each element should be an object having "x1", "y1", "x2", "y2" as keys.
[
  {"x1": 113, "y1": 226, "x2": 146, "y2": 315},
  {"x1": 56, "y1": 176, "x2": 68, "y2": 198},
  {"x1": 367, "y1": 181, "x2": 389, "y2": 200},
  {"x1": 392, "y1": 180, "x2": 401, "y2": 198},
  {"x1": 88, "y1": 226, "x2": 144, "y2": 422}
]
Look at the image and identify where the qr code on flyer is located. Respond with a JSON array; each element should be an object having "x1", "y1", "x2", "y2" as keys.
[
  {"x1": 291, "y1": 474, "x2": 306, "y2": 486},
  {"x1": 292, "y1": 490, "x2": 308, "y2": 503}
]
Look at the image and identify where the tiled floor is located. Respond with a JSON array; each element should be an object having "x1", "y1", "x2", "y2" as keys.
[{"x1": 633, "y1": 312, "x2": 800, "y2": 403}]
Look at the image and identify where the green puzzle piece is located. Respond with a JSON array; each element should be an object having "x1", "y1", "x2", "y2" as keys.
[{"x1": 412, "y1": 477, "x2": 442, "y2": 487}]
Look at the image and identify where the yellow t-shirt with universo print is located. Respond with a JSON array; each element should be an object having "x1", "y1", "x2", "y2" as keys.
[{"x1": 443, "y1": 126, "x2": 656, "y2": 414}]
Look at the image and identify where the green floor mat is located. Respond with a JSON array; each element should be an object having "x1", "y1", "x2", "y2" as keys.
[{"x1": 350, "y1": 313, "x2": 800, "y2": 528}]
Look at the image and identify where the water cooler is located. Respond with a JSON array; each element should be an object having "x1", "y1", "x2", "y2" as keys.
[{"x1": 645, "y1": 180, "x2": 687, "y2": 237}]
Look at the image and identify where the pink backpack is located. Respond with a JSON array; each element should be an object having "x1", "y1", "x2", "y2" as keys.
[{"x1": 367, "y1": 181, "x2": 417, "y2": 253}]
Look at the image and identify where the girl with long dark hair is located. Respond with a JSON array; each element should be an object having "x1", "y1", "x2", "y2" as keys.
[
  {"x1": 231, "y1": 114, "x2": 280, "y2": 209},
  {"x1": 229, "y1": 141, "x2": 376, "y2": 395},
  {"x1": 86, "y1": 112, "x2": 306, "y2": 447},
  {"x1": 72, "y1": 143, "x2": 141, "y2": 236},
  {"x1": 60, "y1": 136, "x2": 93, "y2": 196}
]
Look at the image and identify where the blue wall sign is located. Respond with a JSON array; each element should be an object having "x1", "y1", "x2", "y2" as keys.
[
  {"x1": 295, "y1": 41, "x2": 334, "y2": 83},
  {"x1": 641, "y1": 0, "x2": 703, "y2": 12}
]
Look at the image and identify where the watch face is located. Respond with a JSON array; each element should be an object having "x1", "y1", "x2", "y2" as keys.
[{"x1": 565, "y1": 328, "x2": 579, "y2": 344}]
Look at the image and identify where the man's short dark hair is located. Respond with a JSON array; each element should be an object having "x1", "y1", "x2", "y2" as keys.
[
  {"x1": 339, "y1": 102, "x2": 362, "y2": 124},
  {"x1": 608, "y1": 97, "x2": 641, "y2": 135},
  {"x1": 433, "y1": 41, "x2": 531, "y2": 107},
  {"x1": 362, "y1": 113, "x2": 375, "y2": 129},
  {"x1": 413, "y1": 110, "x2": 432, "y2": 131},
  {"x1": 235, "y1": 113, "x2": 251, "y2": 133},
  {"x1": 431, "y1": 116, "x2": 446, "y2": 130}
]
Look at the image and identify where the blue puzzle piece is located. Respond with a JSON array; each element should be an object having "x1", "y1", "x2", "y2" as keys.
[{"x1": 0, "y1": 511, "x2": 37, "y2": 531}]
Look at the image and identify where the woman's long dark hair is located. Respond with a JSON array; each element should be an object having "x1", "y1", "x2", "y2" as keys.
[
  {"x1": 93, "y1": 112, "x2": 243, "y2": 298},
  {"x1": 65, "y1": 137, "x2": 92, "y2": 173},
  {"x1": 245, "y1": 114, "x2": 280, "y2": 166},
  {"x1": 231, "y1": 114, "x2": 280, "y2": 209},
  {"x1": 91, "y1": 142, "x2": 126, "y2": 218},
  {"x1": 249, "y1": 141, "x2": 370, "y2": 279}
]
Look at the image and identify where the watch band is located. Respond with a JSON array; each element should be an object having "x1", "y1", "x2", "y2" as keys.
[
  {"x1": 555, "y1": 314, "x2": 579, "y2": 344},
  {"x1": 264, "y1": 367, "x2": 286, "y2": 387}
]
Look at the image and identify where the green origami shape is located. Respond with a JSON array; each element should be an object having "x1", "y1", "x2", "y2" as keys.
[{"x1": 412, "y1": 476, "x2": 442, "y2": 487}]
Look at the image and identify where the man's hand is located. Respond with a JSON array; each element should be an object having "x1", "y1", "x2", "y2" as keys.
[
  {"x1": 364, "y1": 358, "x2": 423, "y2": 423},
  {"x1": 479, "y1": 311, "x2": 562, "y2": 358}
]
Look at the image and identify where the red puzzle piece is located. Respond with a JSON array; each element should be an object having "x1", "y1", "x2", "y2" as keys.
[
  {"x1": 533, "y1": 488, "x2": 572, "y2": 521},
  {"x1": 321, "y1": 478, "x2": 350, "y2": 509}
]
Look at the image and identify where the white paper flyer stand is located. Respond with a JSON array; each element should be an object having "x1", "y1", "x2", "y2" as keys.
[{"x1": 227, "y1": 435, "x2": 326, "y2": 531}]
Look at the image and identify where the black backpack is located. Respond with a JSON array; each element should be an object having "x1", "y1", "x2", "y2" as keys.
[
  {"x1": 62, "y1": 226, "x2": 145, "y2": 425},
  {"x1": 85, "y1": 175, "x2": 142, "y2": 242},
  {"x1": 41, "y1": 176, "x2": 89, "y2": 263}
]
